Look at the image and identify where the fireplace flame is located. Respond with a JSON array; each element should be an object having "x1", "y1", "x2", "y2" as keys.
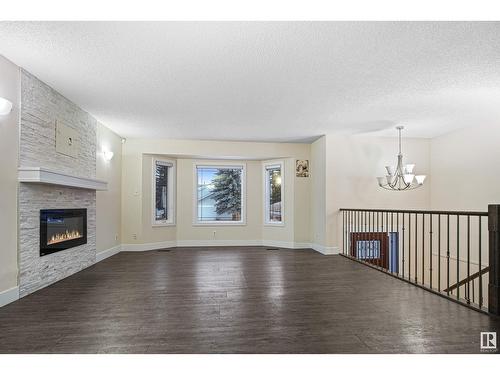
[{"x1": 47, "y1": 229, "x2": 82, "y2": 245}]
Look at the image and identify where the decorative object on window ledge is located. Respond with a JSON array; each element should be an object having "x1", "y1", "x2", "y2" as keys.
[
  {"x1": 0, "y1": 96, "x2": 13, "y2": 116},
  {"x1": 377, "y1": 126, "x2": 426, "y2": 191}
]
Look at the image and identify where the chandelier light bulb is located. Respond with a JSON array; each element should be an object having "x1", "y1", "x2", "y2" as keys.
[
  {"x1": 403, "y1": 174, "x2": 414, "y2": 184},
  {"x1": 415, "y1": 175, "x2": 426, "y2": 185},
  {"x1": 404, "y1": 164, "x2": 415, "y2": 174}
]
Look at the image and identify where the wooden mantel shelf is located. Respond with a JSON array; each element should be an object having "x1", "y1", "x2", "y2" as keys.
[{"x1": 18, "y1": 167, "x2": 108, "y2": 191}]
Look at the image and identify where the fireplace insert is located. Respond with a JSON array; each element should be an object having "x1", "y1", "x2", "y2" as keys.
[{"x1": 40, "y1": 209, "x2": 87, "y2": 256}]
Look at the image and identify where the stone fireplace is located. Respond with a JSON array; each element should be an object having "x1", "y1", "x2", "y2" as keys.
[{"x1": 18, "y1": 70, "x2": 99, "y2": 297}]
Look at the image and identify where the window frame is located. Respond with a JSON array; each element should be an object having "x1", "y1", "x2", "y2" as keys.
[
  {"x1": 152, "y1": 157, "x2": 176, "y2": 227},
  {"x1": 193, "y1": 162, "x2": 247, "y2": 226},
  {"x1": 263, "y1": 160, "x2": 285, "y2": 226}
]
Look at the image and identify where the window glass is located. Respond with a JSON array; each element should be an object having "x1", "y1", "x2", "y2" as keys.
[
  {"x1": 197, "y1": 166, "x2": 243, "y2": 222},
  {"x1": 266, "y1": 166, "x2": 282, "y2": 223}
]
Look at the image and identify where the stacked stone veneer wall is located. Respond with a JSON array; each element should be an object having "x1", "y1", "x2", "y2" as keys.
[{"x1": 19, "y1": 70, "x2": 98, "y2": 297}]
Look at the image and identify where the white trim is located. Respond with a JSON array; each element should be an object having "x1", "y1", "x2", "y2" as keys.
[
  {"x1": 177, "y1": 239, "x2": 262, "y2": 247},
  {"x1": 152, "y1": 157, "x2": 176, "y2": 226},
  {"x1": 121, "y1": 240, "x2": 177, "y2": 252},
  {"x1": 96, "y1": 245, "x2": 121, "y2": 262},
  {"x1": 193, "y1": 162, "x2": 247, "y2": 226},
  {"x1": 0, "y1": 286, "x2": 19, "y2": 307},
  {"x1": 311, "y1": 243, "x2": 340, "y2": 255},
  {"x1": 262, "y1": 240, "x2": 311, "y2": 249},
  {"x1": 263, "y1": 160, "x2": 285, "y2": 226},
  {"x1": 18, "y1": 167, "x2": 107, "y2": 190}
]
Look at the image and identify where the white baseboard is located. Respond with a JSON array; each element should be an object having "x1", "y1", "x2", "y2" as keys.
[
  {"x1": 96, "y1": 245, "x2": 121, "y2": 262},
  {"x1": 176, "y1": 239, "x2": 262, "y2": 247},
  {"x1": 262, "y1": 240, "x2": 309, "y2": 249},
  {"x1": 121, "y1": 240, "x2": 177, "y2": 252},
  {"x1": 0, "y1": 286, "x2": 19, "y2": 307},
  {"x1": 311, "y1": 243, "x2": 340, "y2": 255}
]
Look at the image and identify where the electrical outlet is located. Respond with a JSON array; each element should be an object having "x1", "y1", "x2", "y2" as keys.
[
  {"x1": 132, "y1": 233, "x2": 137, "y2": 240},
  {"x1": 115, "y1": 234, "x2": 119, "y2": 242},
  {"x1": 213, "y1": 230, "x2": 216, "y2": 239}
]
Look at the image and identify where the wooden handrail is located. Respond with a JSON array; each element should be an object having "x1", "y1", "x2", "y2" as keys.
[
  {"x1": 339, "y1": 208, "x2": 488, "y2": 216},
  {"x1": 443, "y1": 266, "x2": 490, "y2": 293}
]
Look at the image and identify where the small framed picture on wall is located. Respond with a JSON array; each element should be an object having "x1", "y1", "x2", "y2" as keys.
[{"x1": 296, "y1": 160, "x2": 309, "y2": 177}]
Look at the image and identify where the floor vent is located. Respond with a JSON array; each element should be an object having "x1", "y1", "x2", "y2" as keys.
[
  {"x1": 266, "y1": 248, "x2": 279, "y2": 251},
  {"x1": 157, "y1": 249, "x2": 172, "y2": 253}
]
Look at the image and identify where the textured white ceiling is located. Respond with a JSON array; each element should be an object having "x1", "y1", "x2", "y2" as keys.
[{"x1": 1, "y1": 21, "x2": 499, "y2": 142}]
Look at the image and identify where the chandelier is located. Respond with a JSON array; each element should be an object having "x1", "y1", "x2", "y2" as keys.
[{"x1": 377, "y1": 126, "x2": 426, "y2": 191}]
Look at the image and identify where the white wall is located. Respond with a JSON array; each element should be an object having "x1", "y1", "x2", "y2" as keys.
[
  {"x1": 121, "y1": 139, "x2": 310, "y2": 248},
  {"x1": 324, "y1": 134, "x2": 431, "y2": 250},
  {"x1": 96, "y1": 123, "x2": 122, "y2": 253},
  {"x1": 0, "y1": 55, "x2": 20, "y2": 296},
  {"x1": 310, "y1": 137, "x2": 326, "y2": 248},
  {"x1": 430, "y1": 123, "x2": 500, "y2": 211}
]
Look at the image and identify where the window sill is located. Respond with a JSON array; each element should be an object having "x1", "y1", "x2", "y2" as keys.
[
  {"x1": 152, "y1": 222, "x2": 176, "y2": 227},
  {"x1": 192, "y1": 221, "x2": 247, "y2": 227},
  {"x1": 264, "y1": 222, "x2": 285, "y2": 227}
]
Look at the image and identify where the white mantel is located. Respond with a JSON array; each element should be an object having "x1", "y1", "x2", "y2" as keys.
[{"x1": 18, "y1": 167, "x2": 108, "y2": 191}]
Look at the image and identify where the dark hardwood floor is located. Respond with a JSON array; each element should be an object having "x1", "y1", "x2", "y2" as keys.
[{"x1": 0, "y1": 247, "x2": 499, "y2": 354}]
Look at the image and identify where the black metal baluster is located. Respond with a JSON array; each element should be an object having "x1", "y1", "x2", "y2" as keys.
[
  {"x1": 456, "y1": 215, "x2": 460, "y2": 301},
  {"x1": 422, "y1": 214, "x2": 425, "y2": 285},
  {"x1": 415, "y1": 213, "x2": 418, "y2": 284},
  {"x1": 466, "y1": 215, "x2": 470, "y2": 304},
  {"x1": 351, "y1": 210, "x2": 354, "y2": 257},
  {"x1": 472, "y1": 278, "x2": 475, "y2": 305},
  {"x1": 390, "y1": 212, "x2": 394, "y2": 273},
  {"x1": 408, "y1": 213, "x2": 412, "y2": 281},
  {"x1": 429, "y1": 214, "x2": 433, "y2": 289},
  {"x1": 447, "y1": 214, "x2": 450, "y2": 296},
  {"x1": 358, "y1": 211, "x2": 361, "y2": 260},
  {"x1": 377, "y1": 211, "x2": 380, "y2": 268},
  {"x1": 438, "y1": 214, "x2": 441, "y2": 292},
  {"x1": 368, "y1": 212, "x2": 375, "y2": 263},
  {"x1": 359, "y1": 211, "x2": 367, "y2": 262},
  {"x1": 346, "y1": 211, "x2": 348, "y2": 255},
  {"x1": 355, "y1": 211, "x2": 358, "y2": 258},
  {"x1": 386, "y1": 212, "x2": 389, "y2": 270},
  {"x1": 381, "y1": 211, "x2": 384, "y2": 268},
  {"x1": 479, "y1": 217, "x2": 483, "y2": 308},
  {"x1": 345, "y1": 211, "x2": 348, "y2": 255},
  {"x1": 402, "y1": 213, "x2": 405, "y2": 279},
  {"x1": 396, "y1": 212, "x2": 400, "y2": 276},
  {"x1": 343, "y1": 211, "x2": 345, "y2": 255},
  {"x1": 347, "y1": 211, "x2": 350, "y2": 256},
  {"x1": 363, "y1": 211, "x2": 367, "y2": 263}
]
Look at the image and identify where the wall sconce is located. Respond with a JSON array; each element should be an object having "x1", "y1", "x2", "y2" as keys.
[
  {"x1": 103, "y1": 150, "x2": 114, "y2": 161},
  {"x1": 0, "y1": 97, "x2": 13, "y2": 116}
]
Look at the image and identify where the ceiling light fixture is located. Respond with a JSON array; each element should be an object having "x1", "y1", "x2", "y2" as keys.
[
  {"x1": 377, "y1": 126, "x2": 426, "y2": 191},
  {"x1": 0, "y1": 97, "x2": 13, "y2": 116}
]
